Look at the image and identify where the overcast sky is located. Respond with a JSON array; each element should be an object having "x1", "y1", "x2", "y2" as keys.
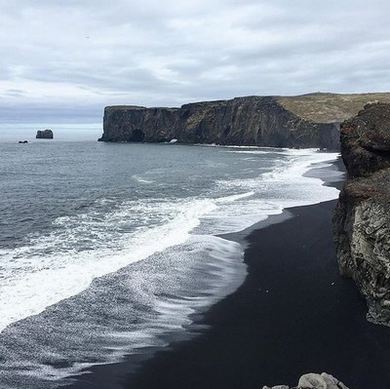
[{"x1": 1, "y1": 0, "x2": 390, "y2": 121}]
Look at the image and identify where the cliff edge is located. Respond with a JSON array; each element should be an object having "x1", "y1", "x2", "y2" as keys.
[
  {"x1": 99, "y1": 95, "x2": 340, "y2": 149},
  {"x1": 334, "y1": 103, "x2": 390, "y2": 326}
]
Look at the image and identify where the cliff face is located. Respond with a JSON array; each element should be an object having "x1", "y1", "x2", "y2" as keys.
[
  {"x1": 100, "y1": 96, "x2": 340, "y2": 149},
  {"x1": 100, "y1": 93, "x2": 390, "y2": 149},
  {"x1": 334, "y1": 103, "x2": 390, "y2": 326}
]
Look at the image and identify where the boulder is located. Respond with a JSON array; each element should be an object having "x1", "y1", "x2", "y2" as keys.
[
  {"x1": 262, "y1": 372, "x2": 349, "y2": 389},
  {"x1": 298, "y1": 373, "x2": 349, "y2": 389}
]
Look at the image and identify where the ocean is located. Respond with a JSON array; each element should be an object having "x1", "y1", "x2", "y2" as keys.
[{"x1": 0, "y1": 138, "x2": 340, "y2": 388}]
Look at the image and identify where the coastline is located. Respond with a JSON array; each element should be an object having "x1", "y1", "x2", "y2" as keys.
[{"x1": 64, "y1": 159, "x2": 390, "y2": 389}]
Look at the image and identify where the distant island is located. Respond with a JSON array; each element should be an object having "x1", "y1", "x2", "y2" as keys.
[
  {"x1": 99, "y1": 92, "x2": 390, "y2": 150},
  {"x1": 36, "y1": 129, "x2": 54, "y2": 139}
]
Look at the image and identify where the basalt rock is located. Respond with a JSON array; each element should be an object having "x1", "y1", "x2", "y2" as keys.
[
  {"x1": 98, "y1": 93, "x2": 390, "y2": 149},
  {"x1": 36, "y1": 129, "x2": 53, "y2": 139},
  {"x1": 263, "y1": 372, "x2": 349, "y2": 389},
  {"x1": 334, "y1": 103, "x2": 390, "y2": 326},
  {"x1": 99, "y1": 96, "x2": 340, "y2": 149}
]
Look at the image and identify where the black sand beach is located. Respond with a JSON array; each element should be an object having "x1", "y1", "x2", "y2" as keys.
[{"x1": 67, "y1": 167, "x2": 390, "y2": 389}]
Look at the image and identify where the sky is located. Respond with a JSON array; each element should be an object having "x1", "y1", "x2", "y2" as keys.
[{"x1": 1, "y1": 0, "x2": 390, "y2": 122}]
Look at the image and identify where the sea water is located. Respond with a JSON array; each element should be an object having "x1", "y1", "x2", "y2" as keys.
[{"x1": 0, "y1": 139, "x2": 340, "y2": 388}]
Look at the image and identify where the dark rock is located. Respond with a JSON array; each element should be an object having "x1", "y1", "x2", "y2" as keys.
[
  {"x1": 18, "y1": 140, "x2": 28, "y2": 144},
  {"x1": 334, "y1": 103, "x2": 390, "y2": 326},
  {"x1": 36, "y1": 129, "x2": 54, "y2": 139},
  {"x1": 340, "y1": 103, "x2": 390, "y2": 177},
  {"x1": 98, "y1": 96, "x2": 340, "y2": 149}
]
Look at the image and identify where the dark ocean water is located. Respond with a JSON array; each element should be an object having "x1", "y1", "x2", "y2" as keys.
[{"x1": 0, "y1": 139, "x2": 340, "y2": 388}]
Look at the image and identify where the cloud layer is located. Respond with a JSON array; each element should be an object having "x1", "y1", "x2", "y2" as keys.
[{"x1": 1, "y1": 0, "x2": 390, "y2": 120}]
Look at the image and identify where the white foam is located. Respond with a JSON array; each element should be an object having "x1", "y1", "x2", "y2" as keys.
[
  {"x1": 0, "y1": 235, "x2": 246, "y2": 388},
  {"x1": 131, "y1": 174, "x2": 154, "y2": 184},
  {"x1": 216, "y1": 191, "x2": 255, "y2": 203},
  {"x1": 0, "y1": 147, "x2": 342, "y2": 388},
  {"x1": 0, "y1": 149, "x2": 339, "y2": 333},
  {"x1": 197, "y1": 150, "x2": 340, "y2": 235},
  {"x1": 0, "y1": 199, "x2": 217, "y2": 332},
  {"x1": 194, "y1": 143, "x2": 289, "y2": 150}
]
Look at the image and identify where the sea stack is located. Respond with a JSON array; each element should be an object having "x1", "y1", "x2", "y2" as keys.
[
  {"x1": 36, "y1": 129, "x2": 54, "y2": 139},
  {"x1": 334, "y1": 103, "x2": 390, "y2": 326}
]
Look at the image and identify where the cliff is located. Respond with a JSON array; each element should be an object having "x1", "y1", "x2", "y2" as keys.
[
  {"x1": 99, "y1": 96, "x2": 340, "y2": 149},
  {"x1": 334, "y1": 103, "x2": 390, "y2": 326},
  {"x1": 99, "y1": 93, "x2": 390, "y2": 149}
]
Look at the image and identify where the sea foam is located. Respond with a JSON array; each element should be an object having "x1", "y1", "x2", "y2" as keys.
[{"x1": 0, "y1": 146, "x2": 341, "y2": 388}]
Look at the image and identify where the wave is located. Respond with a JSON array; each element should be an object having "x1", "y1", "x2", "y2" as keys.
[
  {"x1": 0, "y1": 149, "x2": 339, "y2": 334},
  {"x1": 0, "y1": 235, "x2": 246, "y2": 388},
  {"x1": 131, "y1": 174, "x2": 154, "y2": 184},
  {"x1": 0, "y1": 198, "x2": 217, "y2": 332},
  {"x1": 0, "y1": 147, "x2": 341, "y2": 388},
  {"x1": 196, "y1": 150, "x2": 339, "y2": 235}
]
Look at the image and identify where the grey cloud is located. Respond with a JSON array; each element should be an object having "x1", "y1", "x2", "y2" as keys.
[{"x1": 0, "y1": 0, "x2": 389, "y2": 121}]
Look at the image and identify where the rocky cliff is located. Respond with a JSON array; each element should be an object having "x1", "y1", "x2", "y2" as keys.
[
  {"x1": 99, "y1": 96, "x2": 340, "y2": 149},
  {"x1": 334, "y1": 103, "x2": 390, "y2": 326},
  {"x1": 99, "y1": 93, "x2": 390, "y2": 149}
]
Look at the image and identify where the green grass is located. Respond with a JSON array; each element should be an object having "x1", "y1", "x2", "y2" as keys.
[{"x1": 277, "y1": 92, "x2": 390, "y2": 123}]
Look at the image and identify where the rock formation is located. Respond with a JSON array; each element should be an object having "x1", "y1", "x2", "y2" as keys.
[
  {"x1": 334, "y1": 103, "x2": 390, "y2": 326},
  {"x1": 99, "y1": 96, "x2": 340, "y2": 149},
  {"x1": 99, "y1": 93, "x2": 390, "y2": 149},
  {"x1": 36, "y1": 129, "x2": 53, "y2": 139},
  {"x1": 263, "y1": 372, "x2": 349, "y2": 389}
]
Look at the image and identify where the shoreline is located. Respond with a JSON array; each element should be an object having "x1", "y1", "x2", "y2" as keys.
[
  {"x1": 64, "y1": 158, "x2": 390, "y2": 389},
  {"x1": 122, "y1": 202, "x2": 390, "y2": 389},
  {"x1": 63, "y1": 158, "x2": 390, "y2": 389}
]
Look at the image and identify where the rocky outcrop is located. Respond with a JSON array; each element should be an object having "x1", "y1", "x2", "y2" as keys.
[
  {"x1": 99, "y1": 96, "x2": 340, "y2": 149},
  {"x1": 36, "y1": 129, "x2": 53, "y2": 139},
  {"x1": 99, "y1": 93, "x2": 390, "y2": 149},
  {"x1": 263, "y1": 372, "x2": 349, "y2": 389},
  {"x1": 334, "y1": 103, "x2": 390, "y2": 326}
]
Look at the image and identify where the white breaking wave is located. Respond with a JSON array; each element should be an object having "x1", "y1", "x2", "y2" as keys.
[
  {"x1": 216, "y1": 191, "x2": 256, "y2": 203},
  {"x1": 131, "y1": 174, "x2": 154, "y2": 184},
  {"x1": 0, "y1": 149, "x2": 340, "y2": 334},
  {"x1": 0, "y1": 147, "x2": 342, "y2": 389},
  {"x1": 0, "y1": 198, "x2": 217, "y2": 332},
  {"x1": 197, "y1": 150, "x2": 340, "y2": 235},
  {"x1": 0, "y1": 235, "x2": 246, "y2": 389}
]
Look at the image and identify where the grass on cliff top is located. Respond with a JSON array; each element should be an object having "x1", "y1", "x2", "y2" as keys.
[{"x1": 277, "y1": 92, "x2": 390, "y2": 123}]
